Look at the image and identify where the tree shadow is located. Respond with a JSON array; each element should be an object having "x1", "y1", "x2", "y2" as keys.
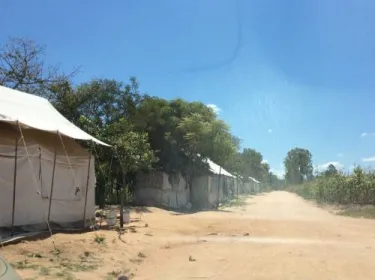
[
  {"x1": 0, "y1": 227, "x2": 92, "y2": 246},
  {"x1": 98, "y1": 205, "x2": 152, "y2": 214},
  {"x1": 170, "y1": 208, "x2": 234, "y2": 216}
]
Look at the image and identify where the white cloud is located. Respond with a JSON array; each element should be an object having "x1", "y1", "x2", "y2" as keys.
[
  {"x1": 270, "y1": 168, "x2": 284, "y2": 179},
  {"x1": 262, "y1": 159, "x2": 268, "y2": 164},
  {"x1": 316, "y1": 161, "x2": 344, "y2": 172},
  {"x1": 361, "y1": 132, "x2": 375, "y2": 137},
  {"x1": 337, "y1": 153, "x2": 344, "y2": 157},
  {"x1": 268, "y1": 129, "x2": 273, "y2": 133},
  {"x1": 206, "y1": 104, "x2": 221, "y2": 114},
  {"x1": 361, "y1": 156, "x2": 375, "y2": 162}
]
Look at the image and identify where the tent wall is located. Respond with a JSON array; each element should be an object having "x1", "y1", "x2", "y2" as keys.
[
  {"x1": 135, "y1": 172, "x2": 189, "y2": 209},
  {"x1": 0, "y1": 123, "x2": 96, "y2": 229},
  {"x1": 191, "y1": 175, "x2": 236, "y2": 209},
  {"x1": 191, "y1": 176, "x2": 210, "y2": 208}
]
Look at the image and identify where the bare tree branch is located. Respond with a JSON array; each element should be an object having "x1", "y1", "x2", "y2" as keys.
[{"x1": 0, "y1": 37, "x2": 80, "y2": 96}]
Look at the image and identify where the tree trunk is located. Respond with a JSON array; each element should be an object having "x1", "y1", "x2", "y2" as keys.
[
  {"x1": 119, "y1": 171, "x2": 125, "y2": 228},
  {"x1": 216, "y1": 166, "x2": 222, "y2": 209},
  {"x1": 120, "y1": 190, "x2": 124, "y2": 228}
]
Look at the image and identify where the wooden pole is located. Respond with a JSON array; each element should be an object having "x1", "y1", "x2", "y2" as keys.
[
  {"x1": 236, "y1": 177, "x2": 239, "y2": 200},
  {"x1": 119, "y1": 171, "x2": 125, "y2": 228},
  {"x1": 47, "y1": 136, "x2": 58, "y2": 223},
  {"x1": 82, "y1": 152, "x2": 92, "y2": 227},
  {"x1": 216, "y1": 166, "x2": 222, "y2": 209},
  {"x1": 11, "y1": 135, "x2": 19, "y2": 236}
]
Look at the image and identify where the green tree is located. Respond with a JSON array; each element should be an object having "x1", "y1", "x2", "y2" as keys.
[
  {"x1": 268, "y1": 172, "x2": 285, "y2": 190},
  {"x1": 322, "y1": 164, "x2": 338, "y2": 177},
  {"x1": 133, "y1": 97, "x2": 238, "y2": 176},
  {"x1": 51, "y1": 78, "x2": 155, "y2": 207},
  {"x1": 224, "y1": 148, "x2": 269, "y2": 182},
  {"x1": 284, "y1": 148, "x2": 313, "y2": 184}
]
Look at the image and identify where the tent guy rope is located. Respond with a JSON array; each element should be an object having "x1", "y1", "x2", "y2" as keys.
[{"x1": 17, "y1": 123, "x2": 57, "y2": 250}]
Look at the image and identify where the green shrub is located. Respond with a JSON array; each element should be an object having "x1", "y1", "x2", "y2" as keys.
[{"x1": 288, "y1": 167, "x2": 375, "y2": 205}]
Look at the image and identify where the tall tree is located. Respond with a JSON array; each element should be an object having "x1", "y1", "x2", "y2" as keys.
[
  {"x1": 52, "y1": 78, "x2": 155, "y2": 207},
  {"x1": 322, "y1": 164, "x2": 338, "y2": 177},
  {"x1": 224, "y1": 148, "x2": 268, "y2": 182},
  {"x1": 268, "y1": 172, "x2": 285, "y2": 190},
  {"x1": 0, "y1": 37, "x2": 77, "y2": 95},
  {"x1": 284, "y1": 148, "x2": 313, "y2": 184}
]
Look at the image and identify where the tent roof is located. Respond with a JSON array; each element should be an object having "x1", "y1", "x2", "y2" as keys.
[
  {"x1": 203, "y1": 158, "x2": 234, "y2": 178},
  {"x1": 249, "y1": 176, "x2": 260, "y2": 184},
  {"x1": 0, "y1": 86, "x2": 108, "y2": 146}
]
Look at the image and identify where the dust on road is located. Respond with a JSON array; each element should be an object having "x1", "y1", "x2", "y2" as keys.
[{"x1": 3, "y1": 191, "x2": 375, "y2": 280}]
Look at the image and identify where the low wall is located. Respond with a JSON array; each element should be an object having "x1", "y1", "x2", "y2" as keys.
[
  {"x1": 135, "y1": 172, "x2": 189, "y2": 209},
  {"x1": 191, "y1": 175, "x2": 237, "y2": 209}
]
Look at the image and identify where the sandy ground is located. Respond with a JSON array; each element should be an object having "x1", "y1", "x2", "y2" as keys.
[{"x1": 2, "y1": 191, "x2": 375, "y2": 280}]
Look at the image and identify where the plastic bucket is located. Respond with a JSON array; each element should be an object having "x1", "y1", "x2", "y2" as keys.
[
  {"x1": 106, "y1": 210, "x2": 117, "y2": 226},
  {"x1": 123, "y1": 209, "x2": 130, "y2": 224}
]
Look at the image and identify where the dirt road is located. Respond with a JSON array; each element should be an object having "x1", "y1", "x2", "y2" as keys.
[
  {"x1": 3, "y1": 191, "x2": 375, "y2": 280},
  {"x1": 134, "y1": 191, "x2": 375, "y2": 280}
]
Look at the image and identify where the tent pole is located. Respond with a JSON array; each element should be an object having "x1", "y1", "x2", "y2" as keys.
[
  {"x1": 11, "y1": 134, "x2": 19, "y2": 236},
  {"x1": 236, "y1": 177, "x2": 239, "y2": 200},
  {"x1": 82, "y1": 152, "x2": 92, "y2": 228},
  {"x1": 216, "y1": 166, "x2": 222, "y2": 209},
  {"x1": 47, "y1": 136, "x2": 58, "y2": 223}
]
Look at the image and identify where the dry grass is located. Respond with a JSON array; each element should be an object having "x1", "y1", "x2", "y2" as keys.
[
  {"x1": 319, "y1": 203, "x2": 375, "y2": 219},
  {"x1": 337, "y1": 205, "x2": 375, "y2": 219},
  {"x1": 0, "y1": 210, "x2": 155, "y2": 279},
  {"x1": 0, "y1": 206, "x2": 219, "y2": 279}
]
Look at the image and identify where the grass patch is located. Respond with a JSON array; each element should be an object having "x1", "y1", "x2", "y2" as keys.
[
  {"x1": 219, "y1": 195, "x2": 248, "y2": 208},
  {"x1": 50, "y1": 248, "x2": 100, "y2": 278},
  {"x1": 107, "y1": 270, "x2": 122, "y2": 277},
  {"x1": 106, "y1": 269, "x2": 131, "y2": 280},
  {"x1": 59, "y1": 257, "x2": 99, "y2": 272},
  {"x1": 51, "y1": 247, "x2": 62, "y2": 256},
  {"x1": 55, "y1": 269, "x2": 76, "y2": 280},
  {"x1": 27, "y1": 252, "x2": 43, "y2": 258},
  {"x1": 11, "y1": 260, "x2": 40, "y2": 270},
  {"x1": 39, "y1": 266, "x2": 51, "y2": 275},
  {"x1": 129, "y1": 258, "x2": 143, "y2": 264},
  {"x1": 137, "y1": 252, "x2": 146, "y2": 258},
  {"x1": 94, "y1": 234, "x2": 106, "y2": 244},
  {"x1": 338, "y1": 205, "x2": 375, "y2": 219}
]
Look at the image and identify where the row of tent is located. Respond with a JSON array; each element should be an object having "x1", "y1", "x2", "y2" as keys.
[
  {"x1": 204, "y1": 157, "x2": 261, "y2": 184},
  {"x1": 0, "y1": 85, "x2": 262, "y2": 236}
]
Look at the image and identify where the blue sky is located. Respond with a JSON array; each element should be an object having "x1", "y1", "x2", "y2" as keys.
[{"x1": 2, "y1": 0, "x2": 375, "y2": 178}]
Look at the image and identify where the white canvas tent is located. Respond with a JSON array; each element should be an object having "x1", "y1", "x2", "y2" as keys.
[
  {"x1": 203, "y1": 158, "x2": 234, "y2": 177},
  {"x1": 249, "y1": 176, "x2": 260, "y2": 193},
  {"x1": 0, "y1": 86, "x2": 107, "y2": 233}
]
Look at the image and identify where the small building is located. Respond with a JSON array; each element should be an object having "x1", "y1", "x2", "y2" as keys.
[
  {"x1": 248, "y1": 176, "x2": 261, "y2": 193},
  {"x1": 191, "y1": 158, "x2": 236, "y2": 209}
]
